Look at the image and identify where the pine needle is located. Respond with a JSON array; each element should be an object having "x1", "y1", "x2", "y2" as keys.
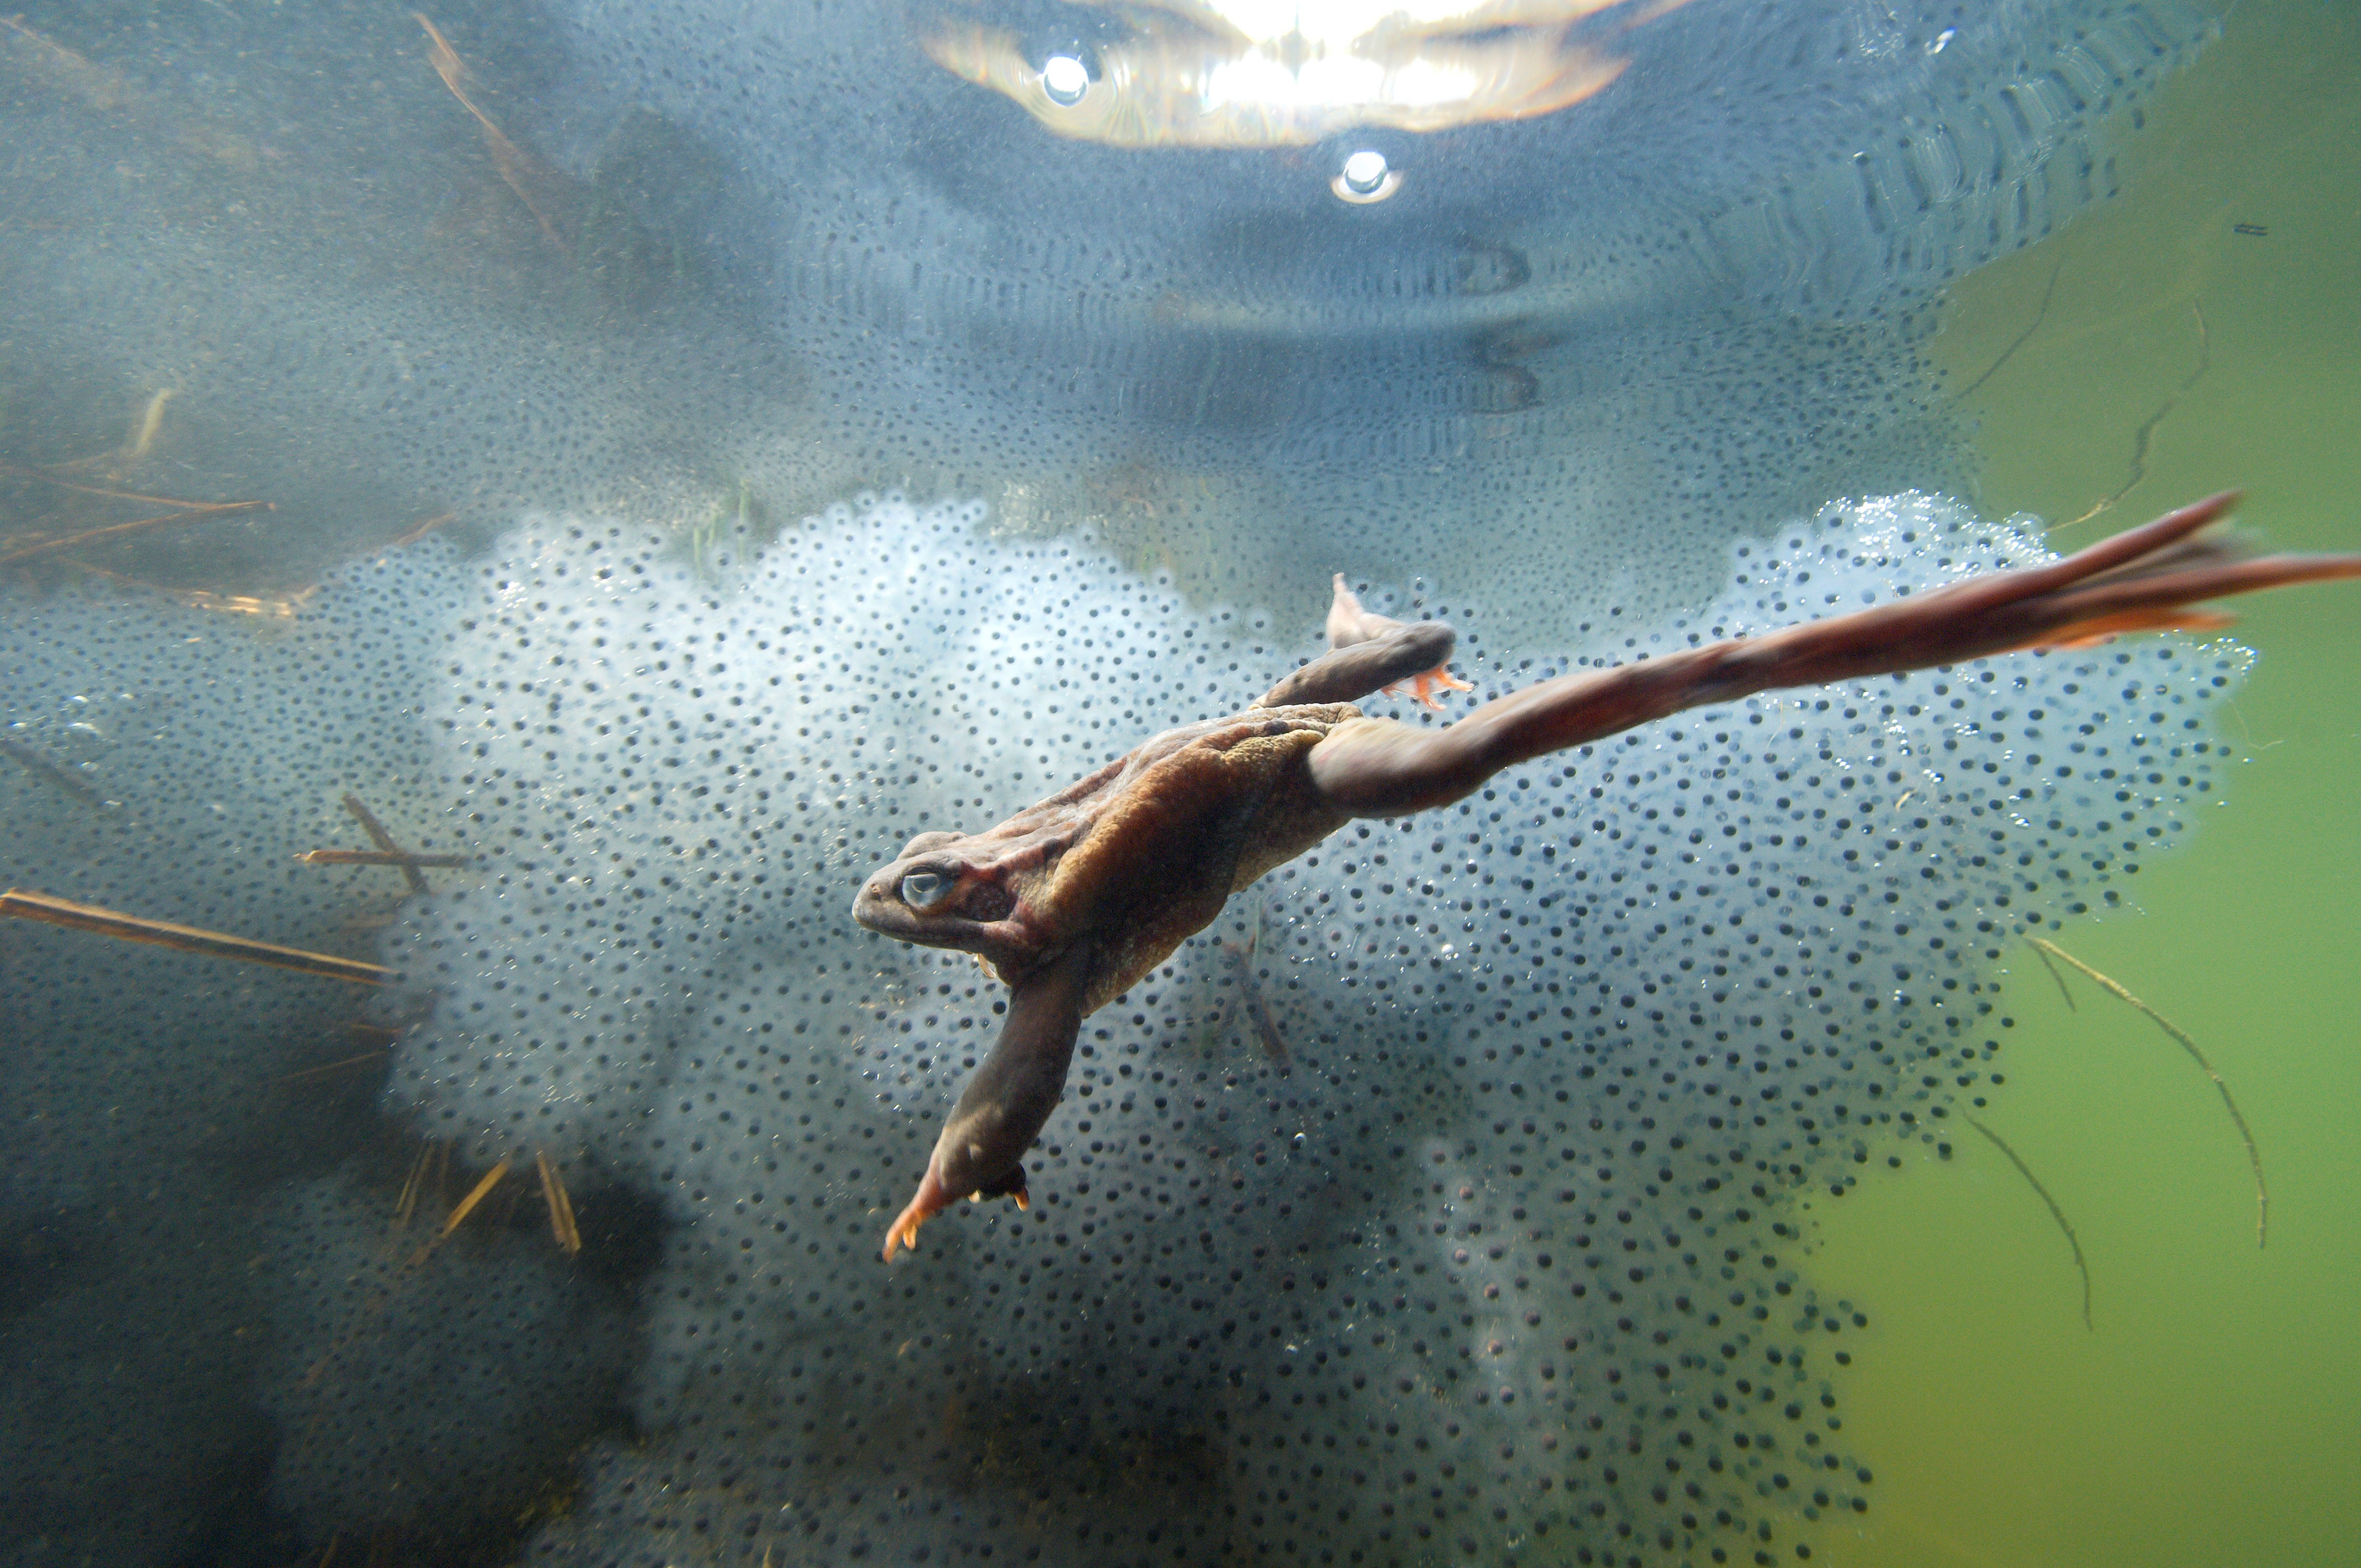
[
  {"x1": 341, "y1": 793, "x2": 430, "y2": 897},
  {"x1": 275, "y1": 1049, "x2": 389, "y2": 1085},
  {"x1": 440, "y1": 1157, "x2": 510, "y2": 1238},
  {"x1": 534, "y1": 1148, "x2": 582, "y2": 1256},
  {"x1": 393, "y1": 1139, "x2": 444, "y2": 1232},
  {"x1": 0, "y1": 500, "x2": 266, "y2": 566},
  {"x1": 0, "y1": 887, "x2": 387, "y2": 985},
  {"x1": 415, "y1": 14, "x2": 567, "y2": 254}
]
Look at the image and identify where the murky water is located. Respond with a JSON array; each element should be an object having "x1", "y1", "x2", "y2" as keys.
[{"x1": 2, "y1": 3, "x2": 2353, "y2": 1565}]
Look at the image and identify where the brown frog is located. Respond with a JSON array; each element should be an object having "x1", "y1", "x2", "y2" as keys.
[{"x1": 855, "y1": 493, "x2": 2361, "y2": 1260}]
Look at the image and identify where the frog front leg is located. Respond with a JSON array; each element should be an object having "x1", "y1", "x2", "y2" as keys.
[
  {"x1": 883, "y1": 940, "x2": 1094, "y2": 1261},
  {"x1": 1305, "y1": 493, "x2": 2361, "y2": 818}
]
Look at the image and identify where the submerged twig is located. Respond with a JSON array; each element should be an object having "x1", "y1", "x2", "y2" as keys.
[
  {"x1": 1964, "y1": 1115, "x2": 2092, "y2": 1331},
  {"x1": 2027, "y1": 935, "x2": 2267, "y2": 1248},
  {"x1": 0, "y1": 887, "x2": 387, "y2": 985}
]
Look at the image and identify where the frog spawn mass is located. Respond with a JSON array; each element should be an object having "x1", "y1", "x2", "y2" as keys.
[
  {"x1": 0, "y1": 1, "x2": 2221, "y2": 635},
  {"x1": 356, "y1": 492, "x2": 2240, "y2": 1565}
]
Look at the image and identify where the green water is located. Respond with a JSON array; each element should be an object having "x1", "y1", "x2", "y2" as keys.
[{"x1": 1808, "y1": 8, "x2": 2361, "y2": 1564}]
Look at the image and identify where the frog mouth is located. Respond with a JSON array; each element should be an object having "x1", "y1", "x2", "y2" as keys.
[{"x1": 915, "y1": 0, "x2": 1698, "y2": 151}]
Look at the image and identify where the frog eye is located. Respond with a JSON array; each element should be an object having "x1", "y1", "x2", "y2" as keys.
[{"x1": 900, "y1": 870, "x2": 955, "y2": 910}]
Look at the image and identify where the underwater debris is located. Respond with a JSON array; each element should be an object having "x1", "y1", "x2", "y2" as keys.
[
  {"x1": 309, "y1": 792, "x2": 469, "y2": 897},
  {"x1": 414, "y1": 13, "x2": 566, "y2": 256},
  {"x1": 259, "y1": 1169, "x2": 635, "y2": 1549},
  {"x1": 439, "y1": 1157, "x2": 510, "y2": 1241},
  {"x1": 2, "y1": 732, "x2": 106, "y2": 806},
  {"x1": 1952, "y1": 240, "x2": 2073, "y2": 406},
  {"x1": 275, "y1": 1050, "x2": 392, "y2": 1087},
  {"x1": 2029, "y1": 935, "x2": 2268, "y2": 1249},
  {"x1": 0, "y1": 462, "x2": 275, "y2": 588},
  {"x1": 0, "y1": 466, "x2": 250, "y2": 509},
  {"x1": 2057, "y1": 302, "x2": 2213, "y2": 534},
  {"x1": 298, "y1": 848, "x2": 475, "y2": 870},
  {"x1": 1963, "y1": 1115, "x2": 2093, "y2": 1331},
  {"x1": 535, "y1": 1149, "x2": 582, "y2": 1257},
  {"x1": 0, "y1": 498, "x2": 268, "y2": 567},
  {"x1": 0, "y1": 887, "x2": 388, "y2": 985},
  {"x1": 59, "y1": 559, "x2": 318, "y2": 618},
  {"x1": 384, "y1": 511, "x2": 459, "y2": 549},
  {"x1": 1217, "y1": 906, "x2": 1290, "y2": 1067},
  {"x1": 2030, "y1": 934, "x2": 2081, "y2": 1011},
  {"x1": 393, "y1": 1140, "x2": 447, "y2": 1232},
  {"x1": 124, "y1": 387, "x2": 174, "y2": 463}
]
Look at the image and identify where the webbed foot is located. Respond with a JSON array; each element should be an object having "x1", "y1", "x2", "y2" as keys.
[{"x1": 1383, "y1": 665, "x2": 1475, "y2": 711}]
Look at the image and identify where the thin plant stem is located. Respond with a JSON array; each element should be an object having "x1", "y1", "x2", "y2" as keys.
[
  {"x1": 2027, "y1": 935, "x2": 2267, "y2": 1248},
  {"x1": 1964, "y1": 1115, "x2": 2092, "y2": 1331}
]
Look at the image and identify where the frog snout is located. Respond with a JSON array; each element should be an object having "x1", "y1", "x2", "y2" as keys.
[{"x1": 850, "y1": 868, "x2": 909, "y2": 933}]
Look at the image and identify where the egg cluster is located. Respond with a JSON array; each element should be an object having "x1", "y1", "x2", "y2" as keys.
[
  {"x1": 0, "y1": 4, "x2": 2236, "y2": 1557},
  {"x1": 358, "y1": 492, "x2": 2236, "y2": 1565},
  {"x1": 256, "y1": 1174, "x2": 635, "y2": 1542},
  {"x1": 0, "y1": 2, "x2": 2215, "y2": 635},
  {"x1": 0, "y1": 542, "x2": 486, "y2": 1560},
  {"x1": 1, "y1": 544, "x2": 469, "y2": 1211},
  {"x1": 532, "y1": 0, "x2": 2218, "y2": 640}
]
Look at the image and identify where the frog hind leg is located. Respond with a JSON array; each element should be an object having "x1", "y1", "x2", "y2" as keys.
[{"x1": 1306, "y1": 493, "x2": 2361, "y2": 818}]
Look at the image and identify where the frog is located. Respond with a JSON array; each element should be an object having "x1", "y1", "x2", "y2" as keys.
[{"x1": 855, "y1": 492, "x2": 2361, "y2": 1260}]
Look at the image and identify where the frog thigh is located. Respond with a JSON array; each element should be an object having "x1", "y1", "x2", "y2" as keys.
[{"x1": 1304, "y1": 715, "x2": 1495, "y2": 818}]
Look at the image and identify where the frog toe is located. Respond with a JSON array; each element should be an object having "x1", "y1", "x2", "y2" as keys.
[
  {"x1": 883, "y1": 1162, "x2": 955, "y2": 1261},
  {"x1": 1385, "y1": 667, "x2": 1475, "y2": 710},
  {"x1": 976, "y1": 1161, "x2": 1030, "y2": 1210}
]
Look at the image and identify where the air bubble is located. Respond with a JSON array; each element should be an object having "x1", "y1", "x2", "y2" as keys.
[{"x1": 1042, "y1": 54, "x2": 1089, "y2": 106}]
